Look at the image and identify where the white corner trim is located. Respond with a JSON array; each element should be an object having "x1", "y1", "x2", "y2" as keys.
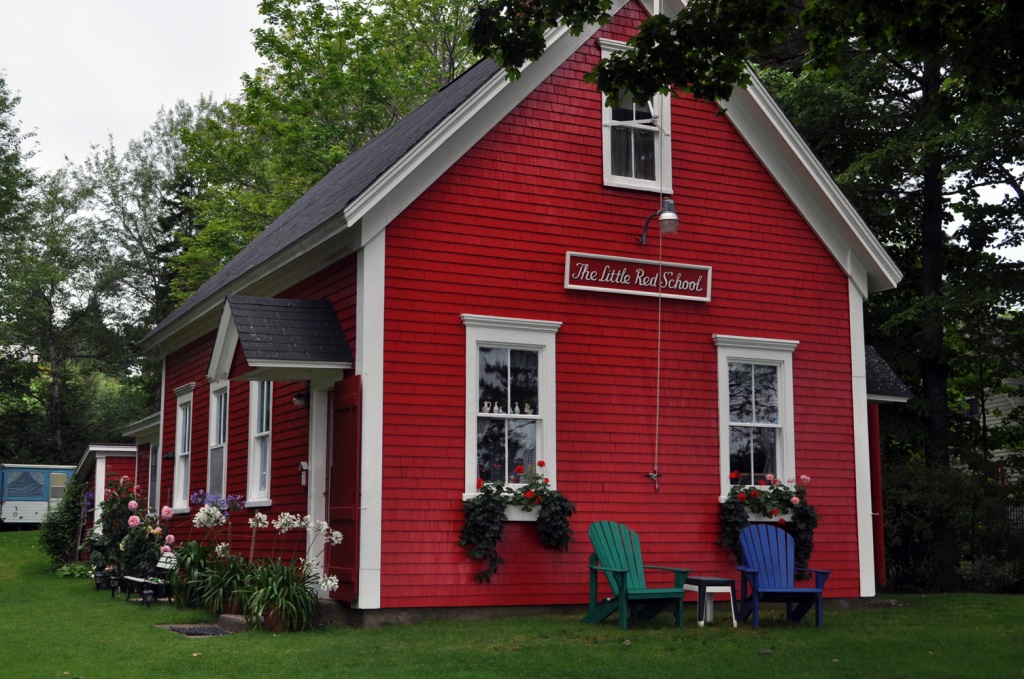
[
  {"x1": 356, "y1": 230, "x2": 386, "y2": 609},
  {"x1": 849, "y1": 279, "x2": 876, "y2": 597}
]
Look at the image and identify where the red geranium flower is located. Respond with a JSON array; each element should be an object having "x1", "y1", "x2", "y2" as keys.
[
  {"x1": 737, "y1": 493, "x2": 748, "y2": 502},
  {"x1": 729, "y1": 470, "x2": 740, "y2": 480},
  {"x1": 537, "y1": 460, "x2": 546, "y2": 468},
  {"x1": 750, "y1": 490, "x2": 760, "y2": 498},
  {"x1": 476, "y1": 478, "x2": 484, "y2": 490},
  {"x1": 523, "y1": 490, "x2": 535, "y2": 499},
  {"x1": 777, "y1": 518, "x2": 786, "y2": 526},
  {"x1": 770, "y1": 508, "x2": 780, "y2": 517},
  {"x1": 515, "y1": 465, "x2": 525, "y2": 475}
]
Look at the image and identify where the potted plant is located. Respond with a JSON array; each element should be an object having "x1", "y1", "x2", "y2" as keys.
[
  {"x1": 720, "y1": 473, "x2": 818, "y2": 569},
  {"x1": 459, "y1": 461, "x2": 575, "y2": 582}
]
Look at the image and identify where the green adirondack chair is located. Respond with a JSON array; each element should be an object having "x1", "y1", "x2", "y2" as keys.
[{"x1": 583, "y1": 521, "x2": 690, "y2": 629}]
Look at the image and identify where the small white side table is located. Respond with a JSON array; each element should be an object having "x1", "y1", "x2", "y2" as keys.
[{"x1": 684, "y1": 576, "x2": 737, "y2": 627}]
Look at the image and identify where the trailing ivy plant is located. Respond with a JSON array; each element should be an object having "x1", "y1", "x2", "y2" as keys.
[
  {"x1": 719, "y1": 473, "x2": 818, "y2": 570},
  {"x1": 459, "y1": 462, "x2": 575, "y2": 583}
]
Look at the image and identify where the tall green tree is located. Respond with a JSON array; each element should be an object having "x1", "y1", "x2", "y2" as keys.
[
  {"x1": 0, "y1": 169, "x2": 125, "y2": 457},
  {"x1": 0, "y1": 72, "x2": 34, "y2": 235},
  {"x1": 174, "y1": 0, "x2": 477, "y2": 304}
]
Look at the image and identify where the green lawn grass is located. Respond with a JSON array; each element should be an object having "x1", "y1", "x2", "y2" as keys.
[{"x1": 1, "y1": 530, "x2": 1022, "y2": 678}]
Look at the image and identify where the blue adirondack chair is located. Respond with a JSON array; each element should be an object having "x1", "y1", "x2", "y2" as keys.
[
  {"x1": 737, "y1": 523, "x2": 830, "y2": 627},
  {"x1": 583, "y1": 521, "x2": 689, "y2": 630}
]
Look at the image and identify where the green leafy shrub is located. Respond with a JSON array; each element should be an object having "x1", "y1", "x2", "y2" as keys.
[{"x1": 39, "y1": 475, "x2": 87, "y2": 569}]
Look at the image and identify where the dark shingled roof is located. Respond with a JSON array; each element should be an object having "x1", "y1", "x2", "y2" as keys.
[
  {"x1": 228, "y1": 296, "x2": 353, "y2": 365},
  {"x1": 147, "y1": 59, "x2": 502, "y2": 342},
  {"x1": 865, "y1": 345, "x2": 913, "y2": 401}
]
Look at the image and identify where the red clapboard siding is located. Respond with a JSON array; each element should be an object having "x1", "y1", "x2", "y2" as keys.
[
  {"x1": 375, "y1": 1, "x2": 858, "y2": 608},
  {"x1": 157, "y1": 255, "x2": 359, "y2": 548}
]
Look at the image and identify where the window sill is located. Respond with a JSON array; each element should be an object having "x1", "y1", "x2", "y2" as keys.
[
  {"x1": 245, "y1": 499, "x2": 272, "y2": 508},
  {"x1": 171, "y1": 507, "x2": 190, "y2": 515}
]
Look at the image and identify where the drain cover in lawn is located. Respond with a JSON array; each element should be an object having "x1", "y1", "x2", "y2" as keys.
[{"x1": 169, "y1": 625, "x2": 230, "y2": 636}]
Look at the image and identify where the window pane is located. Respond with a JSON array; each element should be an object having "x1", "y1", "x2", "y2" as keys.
[
  {"x1": 729, "y1": 425, "x2": 777, "y2": 485},
  {"x1": 209, "y1": 446, "x2": 224, "y2": 496},
  {"x1": 180, "y1": 404, "x2": 192, "y2": 454},
  {"x1": 754, "y1": 365, "x2": 779, "y2": 423},
  {"x1": 633, "y1": 129, "x2": 656, "y2": 180},
  {"x1": 257, "y1": 435, "x2": 269, "y2": 493},
  {"x1": 611, "y1": 127, "x2": 631, "y2": 176},
  {"x1": 478, "y1": 348, "x2": 509, "y2": 412},
  {"x1": 149, "y1": 449, "x2": 159, "y2": 512},
  {"x1": 510, "y1": 349, "x2": 539, "y2": 415},
  {"x1": 476, "y1": 417, "x2": 506, "y2": 483},
  {"x1": 507, "y1": 419, "x2": 537, "y2": 482},
  {"x1": 753, "y1": 428, "x2": 777, "y2": 478},
  {"x1": 213, "y1": 391, "x2": 227, "y2": 445},
  {"x1": 611, "y1": 93, "x2": 636, "y2": 122},
  {"x1": 728, "y1": 363, "x2": 753, "y2": 423},
  {"x1": 256, "y1": 382, "x2": 271, "y2": 433}
]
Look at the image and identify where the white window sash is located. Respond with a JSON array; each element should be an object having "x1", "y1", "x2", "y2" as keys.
[
  {"x1": 247, "y1": 381, "x2": 272, "y2": 504},
  {"x1": 173, "y1": 385, "x2": 194, "y2": 510}
]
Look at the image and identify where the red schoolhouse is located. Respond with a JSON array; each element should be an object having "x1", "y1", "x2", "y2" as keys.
[{"x1": 137, "y1": 0, "x2": 904, "y2": 618}]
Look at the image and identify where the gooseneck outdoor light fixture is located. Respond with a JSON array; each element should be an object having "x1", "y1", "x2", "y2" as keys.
[{"x1": 639, "y1": 197, "x2": 679, "y2": 245}]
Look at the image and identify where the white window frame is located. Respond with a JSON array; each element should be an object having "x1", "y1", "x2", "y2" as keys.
[
  {"x1": 172, "y1": 383, "x2": 195, "y2": 511},
  {"x1": 600, "y1": 38, "x2": 672, "y2": 193},
  {"x1": 208, "y1": 380, "x2": 229, "y2": 498},
  {"x1": 462, "y1": 314, "x2": 561, "y2": 498},
  {"x1": 713, "y1": 335, "x2": 798, "y2": 500},
  {"x1": 247, "y1": 381, "x2": 273, "y2": 506}
]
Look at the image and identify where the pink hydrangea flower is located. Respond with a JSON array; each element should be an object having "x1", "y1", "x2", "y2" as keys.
[
  {"x1": 160, "y1": 506, "x2": 174, "y2": 520},
  {"x1": 160, "y1": 545, "x2": 172, "y2": 553},
  {"x1": 165, "y1": 534, "x2": 175, "y2": 545},
  {"x1": 128, "y1": 515, "x2": 141, "y2": 528},
  {"x1": 127, "y1": 500, "x2": 138, "y2": 511}
]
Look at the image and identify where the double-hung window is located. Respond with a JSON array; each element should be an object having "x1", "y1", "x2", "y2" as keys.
[
  {"x1": 208, "y1": 381, "x2": 228, "y2": 498},
  {"x1": 247, "y1": 381, "x2": 272, "y2": 505},
  {"x1": 173, "y1": 383, "x2": 195, "y2": 510},
  {"x1": 600, "y1": 39, "x2": 672, "y2": 192},
  {"x1": 463, "y1": 315, "x2": 560, "y2": 496},
  {"x1": 713, "y1": 335, "x2": 798, "y2": 498}
]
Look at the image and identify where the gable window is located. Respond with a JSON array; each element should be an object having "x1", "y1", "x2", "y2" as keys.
[
  {"x1": 462, "y1": 315, "x2": 561, "y2": 496},
  {"x1": 600, "y1": 39, "x2": 672, "y2": 192},
  {"x1": 208, "y1": 381, "x2": 228, "y2": 498},
  {"x1": 247, "y1": 381, "x2": 272, "y2": 505},
  {"x1": 713, "y1": 335, "x2": 797, "y2": 499},
  {"x1": 173, "y1": 383, "x2": 195, "y2": 510}
]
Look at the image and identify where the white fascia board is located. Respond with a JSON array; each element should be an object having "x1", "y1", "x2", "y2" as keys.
[
  {"x1": 867, "y1": 394, "x2": 912, "y2": 404},
  {"x1": 345, "y1": 15, "x2": 613, "y2": 242},
  {"x1": 722, "y1": 71, "x2": 903, "y2": 295}
]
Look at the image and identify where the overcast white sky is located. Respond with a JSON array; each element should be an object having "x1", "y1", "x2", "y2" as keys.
[{"x1": 0, "y1": 1, "x2": 265, "y2": 173}]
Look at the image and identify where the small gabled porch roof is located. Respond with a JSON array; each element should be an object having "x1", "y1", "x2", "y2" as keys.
[{"x1": 208, "y1": 295, "x2": 354, "y2": 383}]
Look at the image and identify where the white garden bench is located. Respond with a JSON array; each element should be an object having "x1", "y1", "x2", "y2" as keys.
[{"x1": 124, "y1": 551, "x2": 177, "y2": 605}]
